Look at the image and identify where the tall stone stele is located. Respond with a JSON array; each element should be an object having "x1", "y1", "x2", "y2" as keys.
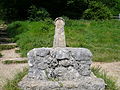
[
  {"x1": 53, "y1": 17, "x2": 66, "y2": 48},
  {"x1": 18, "y1": 17, "x2": 105, "y2": 90}
]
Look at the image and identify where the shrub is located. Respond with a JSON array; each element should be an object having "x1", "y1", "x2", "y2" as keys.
[
  {"x1": 83, "y1": 1, "x2": 112, "y2": 20},
  {"x1": 28, "y1": 5, "x2": 50, "y2": 21},
  {"x1": 6, "y1": 21, "x2": 29, "y2": 42},
  {"x1": 91, "y1": 0, "x2": 120, "y2": 15},
  {"x1": 0, "y1": 8, "x2": 18, "y2": 21}
]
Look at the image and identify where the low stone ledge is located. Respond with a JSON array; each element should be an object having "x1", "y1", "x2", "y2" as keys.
[{"x1": 18, "y1": 75, "x2": 105, "y2": 90}]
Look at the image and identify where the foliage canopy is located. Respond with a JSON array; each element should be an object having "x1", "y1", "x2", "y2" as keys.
[
  {"x1": 83, "y1": 1, "x2": 112, "y2": 20},
  {"x1": 0, "y1": 0, "x2": 119, "y2": 21}
]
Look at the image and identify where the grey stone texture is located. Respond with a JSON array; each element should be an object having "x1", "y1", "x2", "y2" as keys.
[{"x1": 18, "y1": 47, "x2": 105, "y2": 90}]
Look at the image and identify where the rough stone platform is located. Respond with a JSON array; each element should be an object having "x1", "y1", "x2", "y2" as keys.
[{"x1": 18, "y1": 48, "x2": 105, "y2": 90}]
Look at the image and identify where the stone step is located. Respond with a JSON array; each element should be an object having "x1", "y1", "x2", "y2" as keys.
[
  {"x1": 0, "y1": 30, "x2": 7, "y2": 33},
  {"x1": 0, "y1": 30, "x2": 6, "y2": 33},
  {"x1": 0, "y1": 34, "x2": 8, "y2": 38},
  {"x1": 0, "y1": 38, "x2": 11, "y2": 44},
  {"x1": 0, "y1": 43, "x2": 17, "y2": 46}
]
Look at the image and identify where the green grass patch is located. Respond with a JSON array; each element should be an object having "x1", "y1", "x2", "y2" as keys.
[
  {"x1": 0, "y1": 44, "x2": 17, "y2": 51},
  {"x1": 3, "y1": 68, "x2": 28, "y2": 90},
  {"x1": 7, "y1": 19, "x2": 120, "y2": 62},
  {"x1": 2, "y1": 60, "x2": 28, "y2": 64},
  {"x1": 92, "y1": 67, "x2": 118, "y2": 90},
  {"x1": 0, "y1": 53, "x2": 2, "y2": 58},
  {"x1": 15, "y1": 49, "x2": 20, "y2": 53}
]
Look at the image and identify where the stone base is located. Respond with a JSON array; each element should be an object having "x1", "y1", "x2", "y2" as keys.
[
  {"x1": 18, "y1": 75, "x2": 105, "y2": 90},
  {"x1": 18, "y1": 47, "x2": 105, "y2": 90}
]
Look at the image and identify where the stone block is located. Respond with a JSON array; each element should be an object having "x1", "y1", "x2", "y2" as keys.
[{"x1": 18, "y1": 48, "x2": 105, "y2": 90}]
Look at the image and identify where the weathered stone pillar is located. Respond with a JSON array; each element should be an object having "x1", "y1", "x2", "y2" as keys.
[{"x1": 53, "y1": 17, "x2": 66, "y2": 48}]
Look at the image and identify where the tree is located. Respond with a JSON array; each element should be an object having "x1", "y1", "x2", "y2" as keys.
[{"x1": 83, "y1": 1, "x2": 112, "y2": 20}]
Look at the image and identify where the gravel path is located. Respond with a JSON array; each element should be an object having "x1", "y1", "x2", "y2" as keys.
[
  {"x1": 92, "y1": 62, "x2": 120, "y2": 89},
  {"x1": 0, "y1": 48, "x2": 27, "y2": 61},
  {"x1": 0, "y1": 25, "x2": 28, "y2": 90},
  {"x1": 0, "y1": 47, "x2": 28, "y2": 90},
  {"x1": 0, "y1": 62, "x2": 28, "y2": 89}
]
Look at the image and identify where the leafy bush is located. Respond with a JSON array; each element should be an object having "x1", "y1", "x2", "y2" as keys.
[
  {"x1": 111, "y1": 0, "x2": 120, "y2": 15},
  {"x1": 0, "y1": 8, "x2": 18, "y2": 21},
  {"x1": 28, "y1": 5, "x2": 50, "y2": 21},
  {"x1": 64, "y1": 0, "x2": 88, "y2": 18},
  {"x1": 6, "y1": 21, "x2": 29, "y2": 41},
  {"x1": 83, "y1": 1, "x2": 112, "y2": 20},
  {"x1": 90, "y1": 0, "x2": 120, "y2": 15},
  {"x1": 0, "y1": 0, "x2": 120, "y2": 21}
]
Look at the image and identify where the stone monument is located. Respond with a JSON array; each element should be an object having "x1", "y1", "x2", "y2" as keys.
[
  {"x1": 53, "y1": 17, "x2": 66, "y2": 47},
  {"x1": 18, "y1": 17, "x2": 105, "y2": 90}
]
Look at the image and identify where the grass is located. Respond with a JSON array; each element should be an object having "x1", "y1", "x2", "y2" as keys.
[
  {"x1": 92, "y1": 67, "x2": 118, "y2": 90},
  {"x1": 3, "y1": 68, "x2": 28, "y2": 90},
  {"x1": 3, "y1": 67, "x2": 117, "y2": 90},
  {"x1": 0, "y1": 53, "x2": 2, "y2": 57},
  {"x1": 15, "y1": 49, "x2": 20, "y2": 53},
  {"x1": 6, "y1": 19, "x2": 120, "y2": 62},
  {"x1": 0, "y1": 44, "x2": 17, "y2": 51},
  {"x1": 65, "y1": 20, "x2": 120, "y2": 62},
  {"x1": 2, "y1": 60, "x2": 27, "y2": 64},
  {"x1": 7, "y1": 20, "x2": 54, "y2": 57}
]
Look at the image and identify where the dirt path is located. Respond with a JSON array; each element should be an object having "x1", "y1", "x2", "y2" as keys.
[
  {"x1": 0, "y1": 47, "x2": 27, "y2": 61},
  {"x1": 0, "y1": 47, "x2": 28, "y2": 90},
  {"x1": 0, "y1": 25, "x2": 28, "y2": 90},
  {"x1": 0, "y1": 62, "x2": 28, "y2": 89},
  {"x1": 92, "y1": 62, "x2": 120, "y2": 89},
  {"x1": 0, "y1": 45, "x2": 28, "y2": 90}
]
